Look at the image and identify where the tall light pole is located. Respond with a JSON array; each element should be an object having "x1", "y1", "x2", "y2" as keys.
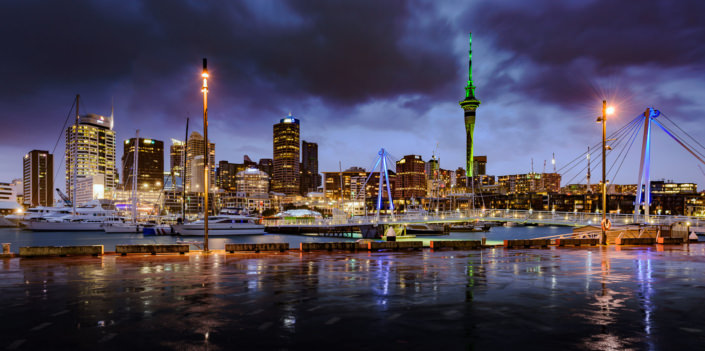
[
  {"x1": 599, "y1": 100, "x2": 614, "y2": 245},
  {"x1": 201, "y1": 58, "x2": 209, "y2": 252}
]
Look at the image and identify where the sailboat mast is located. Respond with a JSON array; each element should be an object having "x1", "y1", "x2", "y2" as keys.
[{"x1": 132, "y1": 130, "x2": 139, "y2": 223}]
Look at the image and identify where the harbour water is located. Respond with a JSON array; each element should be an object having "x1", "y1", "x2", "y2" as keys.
[
  {"x1": 0, "y1": 225, "x2": 575, "y2": 252},
  {"x1": 1, "y1": 244, "x2": 704, "y2": 349}
]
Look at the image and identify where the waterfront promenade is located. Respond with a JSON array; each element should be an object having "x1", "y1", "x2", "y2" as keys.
[{"x1": 1, "y1": 245, "x2": 704, "y2": 350}]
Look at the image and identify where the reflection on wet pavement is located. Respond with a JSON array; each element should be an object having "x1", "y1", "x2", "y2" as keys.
[{"x1": 1, "y1": 246, "x2": 705, "y2": 350}]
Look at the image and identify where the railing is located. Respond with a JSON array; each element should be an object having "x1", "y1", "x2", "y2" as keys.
[{"x1": 263, "y1": 209, "x2": 705, "y2": 227}]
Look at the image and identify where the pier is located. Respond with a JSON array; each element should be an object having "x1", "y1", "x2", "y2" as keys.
[{"x1": 264, "y1": 209, "x2": 702, "y2": 238}]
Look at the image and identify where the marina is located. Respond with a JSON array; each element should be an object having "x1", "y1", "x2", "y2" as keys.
[
  {"x1": 0, "y1": 225, "x2": 577, "y2": 253},
  {"x1": 1, "y1": 1, "x2": 704, "y2": 349}
]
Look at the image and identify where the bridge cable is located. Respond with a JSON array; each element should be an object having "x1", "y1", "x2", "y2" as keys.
[
  {"x1": 660, "y1": 112, "x2": 705, "y2": 155},
  {"x1": 607, "y1": 116, "x2": 644, "y2": 184},
  {"x1": 555, "y1": 115, "x2": 642, "y2": 175},
  {"x1": 656, "y1": 113, "x2": 705, "y2": 160},
  {"x1": 560, "y1": 115, "x2": 643, "y2": 186}
]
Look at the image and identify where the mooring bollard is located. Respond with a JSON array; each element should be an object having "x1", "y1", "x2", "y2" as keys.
[{"x1": 2, "y1": 243, "x2": 10, "y2": 254}]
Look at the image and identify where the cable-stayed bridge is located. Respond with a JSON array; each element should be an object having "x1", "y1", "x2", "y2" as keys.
[
  {"x1": 267, "y1": 107, "x2": 705, "y2": 238},
  {"x1": 268, "y1": 209, "x2": 704, "y2": 228}
]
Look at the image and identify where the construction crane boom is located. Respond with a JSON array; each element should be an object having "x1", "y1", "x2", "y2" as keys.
[{"x1": 56, "y1": 188, "x2": 72, "y2": 206}]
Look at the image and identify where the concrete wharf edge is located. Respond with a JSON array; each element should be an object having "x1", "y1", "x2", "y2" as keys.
[
  {"x1": 555, "y1": 238, "x2": 599, "y2": 247},
  {"x1": 430, "y1": 240, "x2": 483, "y2": 249},
  {"x1": 226, "y1": 243, "x2": 289, "y2": 253},
  {"x1": 300, "y1": 242, "x2": 365, "y2": 251},
  {"x1": 9, "y1": 240, "x2": 701, "y2": 258},
  {"x1": 504, "y1": 239, "x2": 551, "y2": 248},
  {"x1": 19, "y1": 245, "x2": 104, "y2": 257},
  {"x1": 116, "y1": 244, "x2": 189, "y2": 255}
]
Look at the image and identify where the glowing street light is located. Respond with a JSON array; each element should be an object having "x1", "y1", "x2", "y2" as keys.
[
  {"x1": 202, "y1": 58, "x2": 210, "y2": 253},
  {"x1": 597, "y1": 100, "x2": 615, "y2": 245}
]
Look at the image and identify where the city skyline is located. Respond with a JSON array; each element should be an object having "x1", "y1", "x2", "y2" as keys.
[{"x1": 1, "y1": 1, "x2": 704, "y2": 190}]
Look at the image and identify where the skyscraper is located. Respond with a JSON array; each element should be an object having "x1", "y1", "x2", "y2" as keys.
[
  {"x1": 122, "y1": 137, "x2": 164, "y2": 190},
  {"x1": 395, "y1": 155, "x2": 426, "y2": 200},
  {"x1": 23, "y1": 150, "x2": 53, "y2": 207},
  {"x1": 216, "y1": 160, "x2": 246, "y2": 191},
  {"x1": 301, "y1": 140, "x2": 320, "y2": 194},
  {"x1": 459, "y1": 33, "x2": 481, "y2": 179},
  {"x1": 169, "y1": 139, "x2": 185, "y2": 185},
  {"x1": 184, "y1": 131, "x2": 215, "y2": 193},
  {"x1": 473, "y1": 155, "x2": 487, "y2": 176},
  {"x1": 272, "y1": 113, "x2": 300, "y2": 195},
  {"x1": 65, "y1": 113, "x2": 117, "y2": 201}
]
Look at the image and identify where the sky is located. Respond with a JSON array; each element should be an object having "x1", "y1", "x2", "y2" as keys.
[{"x1": 1, "y1": 0, "x2": 705, "y2": 191}]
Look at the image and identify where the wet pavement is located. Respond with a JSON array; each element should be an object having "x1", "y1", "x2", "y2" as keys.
[{"x1": 1, "y1": 245, "x2": 705, "y2": 350}]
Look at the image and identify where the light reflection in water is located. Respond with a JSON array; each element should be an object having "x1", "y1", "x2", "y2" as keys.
[{"x1": 636, "y1": 251, "x2": 655, "y2": 351}]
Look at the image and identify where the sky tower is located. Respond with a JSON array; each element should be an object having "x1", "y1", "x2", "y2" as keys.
[{"x1": 459, "y1": 33, "x2": 481, "y2": 180}]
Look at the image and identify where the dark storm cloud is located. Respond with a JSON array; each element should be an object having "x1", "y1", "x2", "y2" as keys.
[
  {"x1": 0, "y1": 0, "x2": 460, "y2": 149},
  {"x1": 466, "y1": 0, "x2": 705, "y2": 109},
  {"x1": 0, "y1": 0, "x2": 457, "y2": 103}
]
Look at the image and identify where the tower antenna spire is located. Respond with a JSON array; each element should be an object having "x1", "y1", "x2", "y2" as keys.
[
  {"x1": 459, "y1": 32, "x2": 481, "y2": 187},
  {"x1": 465, "y1": 33, "x2": 477, "y2": 99}
]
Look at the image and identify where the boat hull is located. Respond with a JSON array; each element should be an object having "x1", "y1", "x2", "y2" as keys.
[
  {"x1": 103, "y1": 223, "x2": 144, "y2": 233},
  {"x1": 173, "y1": 223, "x2": 265, "y2": 236},
  {"x1": 404, "y1": 223, "x2": 446, "y2": 235},
  {"x1": 25, "y1": 221, "x2": 104, "y2": 232}
]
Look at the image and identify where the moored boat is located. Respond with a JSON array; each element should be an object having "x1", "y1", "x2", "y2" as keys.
[{"x1": 173, "y1": 215, "x2": 264, "y2": 236}]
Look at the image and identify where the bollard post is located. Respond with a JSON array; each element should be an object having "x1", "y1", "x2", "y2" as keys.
[{"x1": 2, "y1": 243, "x2": 9, "y2": 254}]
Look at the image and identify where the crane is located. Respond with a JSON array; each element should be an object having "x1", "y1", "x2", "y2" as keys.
[{"x1": 56, "y1": 188, "x2": 72, "y2": 206}]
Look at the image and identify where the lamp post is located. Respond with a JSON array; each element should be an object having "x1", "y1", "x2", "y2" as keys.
[
  {"x1": 599, "y1": 100, "x2": 614, "y2": 245},
  {"x1": 201, "y1": 58, "x2": 209, "y2": 252}
]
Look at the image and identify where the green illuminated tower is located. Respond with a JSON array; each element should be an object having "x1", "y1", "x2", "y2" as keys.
[{"x1": 459, "y1": 33, "x2": 481, "y2": 179}]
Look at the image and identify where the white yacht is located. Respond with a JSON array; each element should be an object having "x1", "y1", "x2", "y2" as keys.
[
  {"x1": 102, "y1": 220, "x2": 145, "y2": 233},
  {"x1": 6, "y1": 205, "x2": 72, "y2": 226},
  {"x1": 173, "y1": 212, "x2": 264, "y2": 236},
  {"x1": 25, "y1": 200, "x2": 117, "y2": 232},
  {"x1": 402, "y1": 198, "x2": 446, "y2": 235}
]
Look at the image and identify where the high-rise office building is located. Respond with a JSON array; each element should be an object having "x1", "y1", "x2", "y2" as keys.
[
  {"x1": 497, "y1": 173, "x2": 561, "y2": 194},
  {"x1": 216, "y1": 160, "x2": 246, "y2": 191},
  {"x1": 65, "y1": 113, "x2": 117, "y2": 201},
  {"x1": 190, "y1": 156, "x2": 205, "y2": 193},
  {"x1": 258, "y1": 158, "x2": 273, "y2": 177},
  {"x1": 473, "y1": 155, "x2": 487, "y2": 176},
  {"x1": 236, "y1": 167, "x2": 270, "y2": 198},
  {"x1": 459, "y1": 33, "x2": 481, "y2": 179},
  {"x1": 395, "y1": 155, "x2": 427, "y2": 200},
  {"x1": 272, "y1": 113, "x2": 300, "y2": 195},
  {"x1": 0, "y1": 182, "x2": 22, "y2": 215},
  {"x1": 184, "y1": 131, "x2": 215, "y2": 193},
  {"x1": 170, "y1": 139, "x2": 185, "y2": 183},
  {"x1": 122, "y1": 137, "x2": 164, "y2": 191},
  {"x1": 22, "y1": 150, "x2": 53, "y2": 207},
  {"x1": 300, "y1": 140, "x2": 320, "y2": 194}
]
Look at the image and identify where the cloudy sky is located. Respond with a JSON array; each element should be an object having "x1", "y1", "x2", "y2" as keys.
[{"x1": 1, "y1": 0, "x2": 704, "y2": 190}]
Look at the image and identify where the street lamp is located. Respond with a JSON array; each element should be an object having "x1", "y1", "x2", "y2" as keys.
[
  {"x1": 202, "y1": 58, "x2": 210, "y2": 253},
  {"x1": 597, "y1": 100, "x2": 614, "y2": 245}
]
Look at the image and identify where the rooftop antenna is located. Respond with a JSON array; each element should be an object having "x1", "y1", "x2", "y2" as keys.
[
  {"x1": 552, "y1": 153, "x2": 556, "y2": 173},
  {"x1": 531, "y1": 158, "x2": 534, "y2": 174}
]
